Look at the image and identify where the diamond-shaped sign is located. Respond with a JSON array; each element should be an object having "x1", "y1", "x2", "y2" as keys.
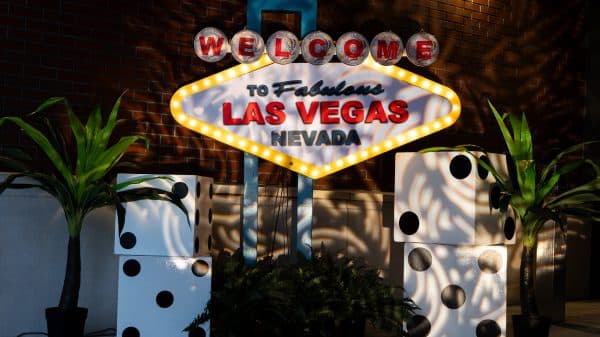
[{"x1": 170, "y1": 54, "x2": 460, "y2": 179}]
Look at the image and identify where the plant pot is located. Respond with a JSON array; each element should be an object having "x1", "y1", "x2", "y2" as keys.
[
  {"x1": 512, "y1": 314, "x2": 551, "y2": 337},
  {"x1": 336, "y1": 318, "x2": 366, "y2": 337},
  {"x1": 45, "y1": 307, "x2": 88, "y2": 337}
]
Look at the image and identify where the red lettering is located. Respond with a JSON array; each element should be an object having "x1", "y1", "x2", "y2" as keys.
[
  {"x1": 309, "y1": 39, "x2": 327, "y2": 57},
  {"x1": 344, "y1": 39, "x2": 364, "y2": 58},
  {"x1": 222, "y1": 102, "x2": 244, "y2": 125},
  {"x1": 320, "y1": 101, "x2": 340, "y2": 124},
  {"x1": 239, "y1": 37, "x2": 256, "y2": 57},
  {"x1": 416, "y1": 41, "x2": 433, "y2": 60},
  {"x1": 377, "y1": 40, "x2": 399, "y2": 59},
  {"x1": 341, "y1": 101, "x2": 364, "y2": 124},
  {"x1": 365, "y1": 101, "x2": 388, "y2": 123},
  {"x1": 242, "y1": 102, "x2": 265, "y2": 124},
  {"x1": 198, "y1": 36, "x2": 225, "y2": 56},
  {"x1": 265, "y1": 102, "x2": 286, "y2": 125},
  {"x1": 388, "y1": 100, "x2": 409, "y2": 123},
  {"x1": 296, "y1": 102, "x2": 319, "y2": 124},
  {"x1": 275, "y1": 38, "x2": 291, "y2": 58}
]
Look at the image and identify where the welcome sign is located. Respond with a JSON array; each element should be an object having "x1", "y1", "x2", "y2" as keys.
[{"x1": 170, "y1": 54, "x2": 460, "y2": 179}]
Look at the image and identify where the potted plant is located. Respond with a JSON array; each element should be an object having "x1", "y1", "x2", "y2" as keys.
[
  {"x1": 422, "y1": 101, "x2": 600, "y2": 337},
  {"x1": 0, "y1": 95, "x2": 188, "y2": 337}
]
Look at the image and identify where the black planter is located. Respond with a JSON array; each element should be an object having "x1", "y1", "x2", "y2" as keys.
[
  {"x1": 45, "y1": 307, "x2": 88, "y2": 337},
  {"x1": 336, "y1": 318, "x2": 366, "y2": 337},
  {"x1": 512, "y1": 314, "x2": 551, "y2": 337}
]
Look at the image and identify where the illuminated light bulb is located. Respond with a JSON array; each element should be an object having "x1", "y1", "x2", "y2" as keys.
[
  {"x1": 421, "y1": 126, "x2": 431, "y2": 134},
  {"x1": 311, "y1": 170, "x2": 319, "y2": 177},
  {"x1": 225, "y1": 135, "x2": 234, "y2": 143},
  {"x1": 396, "y1": 134, "x2": 406, "y2": 143},
  {"x1": 216, "y1": 74, "x2": 224, "y2": 82},
  {"x1": 275, "y1": 155, "x2": 283, "y2": 162},
  {"x1": 373, "y1": 145, "x2": 381, "y2": 153},
  {"x1": 336, "y1": 160, "x2": 344, "y2": 167},
  {"x1": 348, "y1": 154, "x2": 357, "y2": 162},
  {"x1": 433, "y1": 86, "x2": 442, "y2": 94},
  {"x1": 408, "y1": 130, "x2": 418, "y2": 139},
  {"x1": 250, "y1": 145, "x2": 259, "y2": 153},
  {"x1": 214, "y1": 130, "x2": 222, "y2": 137},
  {"x1": 445, "y1": 91, "x2": 454, "y2": 99},
  {"x1": 300, "y1": 165, "x2": 308, "y2": 173},
  {"x1": 385, "y1": 66, "x2": 393, "y2": 73},
  {"x1": 385, "y1": 140, "x2": 393, "y2": 148},
  {"x1": 360, "y1": 151, "x2": 369, "y2": 158},
  {"x1": 421, "y1": 80, "x2": 431, "y2": 88},
  {"x1": 410, "y1": 75, "x2": 418, "y2": 83},
  {"x1": 179, "y1": 89, "x2": 187, "y2": 97},
  {"x1": 177, "y1": 114, "x2": 187, "y2": 122},
  {"x1": 203, "y1": 79, "x2": 211, "y2": 87},
  {"x1": 227, "y1": 69, "x2": 236, "y2": 78},
  {"x1": 263, "y1": 149, "x2": 271, "y2": 157},
  {"x1": 189, "y1": 119, "x2": 197, "y2": 127},
  {"x1": 239, "y1": 139, "x2": 247, "y2": 147},
  {"x1": 201, "y1": 125, "x2": 209, "y2": 133},
  {"x1": 172, "y1": 100, "x2": 180, "y2": 108},
  {"x1": 433, "y1": 121, "x2": 442, "y2": 129},
  {"x1": 397, "y1": 70, "x2": 406, "y2": 78},
  {"x1": 241, "y1": 64, "x2": 249, "y2": 72},
  {"x1": 191, "y1": 84, "x2": 199, "y2": 92},
  {"x1": 324, "y1": 165, "x2": 332, "y2": 172},
  {"x1": 444, "y1": 116, "x2": 453, "y2": 125}
]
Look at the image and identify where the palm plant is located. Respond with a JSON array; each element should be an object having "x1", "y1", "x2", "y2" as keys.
[
  {"x1": 0, "y1": 95, "x2": 187, "y2": 316},
  {"x1": 423, "y1": 101, "x2": 599, "y2": 334}
]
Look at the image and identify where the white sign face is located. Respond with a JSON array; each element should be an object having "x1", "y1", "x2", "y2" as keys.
[{"x1": 170, "y1": 55, "x2": 460, "y2": 179}]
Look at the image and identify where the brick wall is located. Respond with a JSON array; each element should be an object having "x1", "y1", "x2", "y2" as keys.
[{"x1": 0, "y1": 0, "x2": 587, "y2": 190}]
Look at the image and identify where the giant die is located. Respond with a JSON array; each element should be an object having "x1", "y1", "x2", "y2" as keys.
[{"x1": 394, "y1": 151, "x2": 516, "y2": 246}]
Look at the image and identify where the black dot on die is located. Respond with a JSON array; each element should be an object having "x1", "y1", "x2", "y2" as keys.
[
  {"x1": 209, "y1": 184, "x2": 214, "y2": 199},
  {"x1": 172, "y1": 182, "x2": 189, "y2": 199},
  {"x1": 122, "y1": 326, "x2": 140, "y2": 337},
  {"x1": 192, "y1": 259, "x2": 210, "y2": 277},
  {"x1": 504, "y1": 217, "x2": 516, "y2": 240},
  {"x1": 408, "y1": 247, "x2": 432, "y2": 271},
  {"x1": 196, "y1": 181, "x2": 201, "y2": 198},
  {"x1": 188, "y1": 327, "x2": 206, "y2": 337},
  {"x1": 478, "y1": 250, "x2": 503, "y2": 274},
  {"x1": 120, "y1": 232, "x2": 137, "y2": 249},
  {"x1": 407, "y1": 315, "x2": 431, "y2": 337},
  {"x1": 476, "y1": 319, "x2": 501, "y2": 337},
  {"x1": 450, "y1": 154, "x2": 472, "y2": 180},
  {"x1": 195, "y1": 209, "x2": 200, "y2": 227},
  {"x1": 441, "y1": 284, "x2": 466, "y2": 309},
  {"x1": 477, "y1": 155, "x2": 491, "y2": 180},
  {"x1": 194, "y1": 237, "x2": 200, "y2": 255},
  {"x1": 399, "y1": 211, "x2": 419, "y2": 235},
  {"x1": 208, "y1": 208, "x2": 213, "y2": 224},
  {"x1": 156, "y1": 290, "x2": 174, "y2": 308},
  {"x1": 122, "y1": 259, "x2": 141, "y2": 277},
  {"x1": 489, "y1": 183, "x2": 501, "y2": 209}
]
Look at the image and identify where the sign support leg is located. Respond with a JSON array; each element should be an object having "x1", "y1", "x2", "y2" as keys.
[
  {"x1": 297, "y1": 174, "x2": 313, "y2": 259},
  {"x1": 242, "y1": 153, "x2": 258, "y2": 266}
]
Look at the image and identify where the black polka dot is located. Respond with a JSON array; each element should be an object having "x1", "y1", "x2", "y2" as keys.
[
  {"x1": 192, "y1": 259, "x2": 210, "y2": 277},
  {"x1": 209, "y1": 184, "x2": 214, "y2": 199},
  {"x1": 408, "y1": 247, "x2": 432, "y2": 271},
  {"x1": 477, "y1": 155, "x2": 491, "y2": 180},
  {"x1": 441, "y1": 284, "x2": 466, "y2": 309},
  {"x1": 156, "y1": 290, "x2": 174, "y2": 308},
  {"x1": 489, "y1": 184, "x2": 501, "y2": 209},
  {"x1": 450, "y1": 154, "x2": 472, "y2": 179},
  {"x1": 172, "y1": 182, "x2": 189, "y2": 199},
  {"x1": 196, "y1": 181, "x2": 201, "y2": 198},
  {"x1": 407, "y1": 315, "x2": 431, "y2": 337},
  {"x1": 188, "y1": 327, "x2": 206, "y2": 337},
  {"x1": 399, "y1": 211, "x2": 419, "y2": 235},
  {"x1": 476, "y1": 319, "x2": 501, "y2": 337},
  {"x1": 194, "y1": 237, "x2": 200, "y2": 255},
  {"x1": 208, "y1": 235, "x2": 212, "y2": 251},
  {"x1": 120, "y1": 232, "x2": 137, "y2": 249},
  {"x1": 122, "y1": 326, "x2": 140, "y2": 337},
  {"x1": 195, "y1": 209, "x2": 200, "y2": 227},
  {"x1": 208, "y1": 208, "x2": 213, "y2": 224},
  {"x1": 122, "y1": 259, "x2": 141, "y2": 277},
  {"x1": 478, "y1": 250, "x2": 503, "y2": 274},
  {"x1": 504, "y1": 217, "x2": 516, "y2": 240}
]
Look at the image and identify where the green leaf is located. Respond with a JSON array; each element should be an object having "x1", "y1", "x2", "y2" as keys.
[
  {"x1": 115, "y1": 176, "x2": 174, "y2": 191},
  {"x1": 31, "y1": 97, "x2": 66, "y2": 115},
  {"x1": 488, "y1": 101, "x2": 515, "y2": 154},
  {"x1": 540, "y1": 141, "x2": 600, "y2": 183}
]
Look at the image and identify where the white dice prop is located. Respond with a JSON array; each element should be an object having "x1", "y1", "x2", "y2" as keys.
[
  {"x1": 394, "y1": 151, "x2": 516, "y2": 245},
  {"x1": 114, "y1": 174, "x2": 212, "y2": 257},
  {"x1": 403, "y1": 243, "x2": 506, "y2": 337},
  {"x1": 117, "y1": 256, "x2": 211, "y2": 337},
  {"x1": 194, "y1": 176, "x2": 214, "y2": 257}
]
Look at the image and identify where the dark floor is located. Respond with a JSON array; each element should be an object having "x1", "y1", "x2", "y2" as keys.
[{"x1": 508, "y1": 301, "x2": 600, "y2": 337}]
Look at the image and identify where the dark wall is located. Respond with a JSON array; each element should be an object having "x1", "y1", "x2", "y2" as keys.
[{"x1": 0, "y1": 0, "x2": 587, "y2": 190}]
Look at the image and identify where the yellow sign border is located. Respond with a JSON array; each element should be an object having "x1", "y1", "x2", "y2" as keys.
[{"x1": 170, "y1": 54, "x2": 461, "y2": 179}]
